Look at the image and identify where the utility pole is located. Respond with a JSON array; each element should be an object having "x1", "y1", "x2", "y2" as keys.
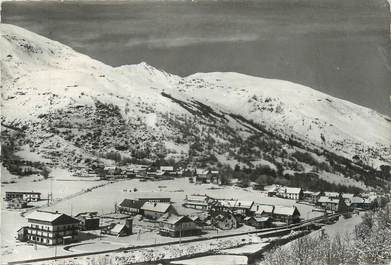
[{"x1": 179, "y1": 223, "x2": 182, "y2": 244}]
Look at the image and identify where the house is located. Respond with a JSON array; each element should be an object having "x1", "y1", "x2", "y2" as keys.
[
  {"x1": 158, "y1": 214, "x2": 201, "y2": 237},
  {"x1": 75, "y1": 212, "x2": 100, "y2": 230},
  {"x1": 183, "y1": 194, "x2": 209, "y2": 210},
  {"x1": 24, "y1": 210, "x2": 80, "y2": 245},
  {"x1": 108, "y1": 219, "x2": 132, "y2": 237},
  {"x1": 250, "y1": 204, "x2": 274, "y2": 217},
  {"x1": 276, "y1": 187, "x2": 303, "y2": 200},
  {"x1": 7, "y1": 198, "x2": 28, "y2": 209},
  {"x1": 303, "y1": 191, "x2": 324, "y2": 204},
  {"x1": 273, "y1": 206, "x2": 301, "y2": 224},
  {"x1": 317, "y1": 196, "x2": 348, "y2": 213},
  {"x1": 117, "y1": 199, "x2": 145, "y2": 215},
  {"x1": 141, "y1": 202, "x2": 178, "y2": 220},
  {"x1": 195, "y1": 169, "x2": 211, "y2": 183},
  {"x1": 244, "y1": 216, "x2": 272, "y2": 229},
  {"x1": 5, "y1": 191, "x2": 41, "y2": 202}
]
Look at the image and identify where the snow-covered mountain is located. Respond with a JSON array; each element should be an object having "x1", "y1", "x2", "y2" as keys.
[{"x1": 1, "y1": 24, "x2": 390, "y2": 189}]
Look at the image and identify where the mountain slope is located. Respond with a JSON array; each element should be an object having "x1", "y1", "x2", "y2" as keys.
[{"x1": 1, "y1": 24, "x2": 390, "y2": 190}]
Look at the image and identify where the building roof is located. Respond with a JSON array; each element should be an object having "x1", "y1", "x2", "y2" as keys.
[
  {"x1": 318, "y1": 196, "x2": 329, "y2": 203},
  {"x1": 251, "y1": 204, "x2": 274, "y2": 214},
  {"x1": 27, "y1": 210, "x2": 79, "y2": 224},
  {"x1": 141, "y1": 202, "x2": 173, "y2": 213},
  {"x1": 158, "y1": 214, "x2": 192, "y2": 225},
  {"x1": 196, "y1": 169, "x2": 209, "y2": 175},
  {"x1": 110, "y1": 224, "x2": 127, "y2": 234},
  {"x1": 119, "y1": 199, "x2": 144, "y2": 209},
  {"x1": 284, "y1": 187, "x2": 302, "y2": 194},
  {"x1": 6, "y1": 191, "x2": 41, "y2": 195},
  {"x1": 160, "y1": 166, "x2": 174, "y2": 171},
  {"x1": 351, "y1": 197, "x2": 365, "y2": 204},
  {"x1": 273, "y1": 206, "x2": 300, "y2": 216},
  {"x1": 219, "y1": 200, "x2": 254, "y2": 209},
  {"x1": 254, "y1": 216, "x2": 271, "y2": 222},
  {"x1": 324, "y1": 192, "x2": 340, "y2": 198},
  {"x1": 342, "y1": 193, "x2": 354, "y2": 199},
  {"x1": 186, "y1": 195, "x2": 208, "y2": 202}
]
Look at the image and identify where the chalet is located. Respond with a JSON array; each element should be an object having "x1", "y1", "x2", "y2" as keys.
[
  {"x1": 195, "y1": 169, "x2": 211, "y2": 184},
  {"x1": 303, "y1": 191, "x2": 324, "y2": 204},
  {"x1": 23, "y1": 210, "x2": 80, "y2": 245},
  {"x1": 317, "y1": 196, "x2": 348, "y2": 213},
  {"x1": 276, "y1": 187, "x2": 303, "y2": 200},
  {"x1": 195, "y1": 169, "x2": 219, "y2": 184},
  {"x1": 75, "y1": 212, "x2": 100, "y2": 230},
  {"x1": 158, "y1": 214, "x2": 201, "y2": 237},
  {"x1": 5, "y1": 191, "x2": 41, "y2": 202},
  {"x1": 183, "y1": 194, "x2": 209, "y2": 210},
  {"x1": 141, "y1": 202, "x2": 178, "y2": 220},
  {"x1": 273, "y1": 206, "x2": 301, "y2": 224},
  {"x1": 108, "y1": 219, "x2": 132, "y2": 237},
  {"x1": 117, "y1": 199, "x2": 145, "y2": 215},
  {"x1": 244, "y1": 216, "x2": 272, "y2": 229},
  {"x1": 7, "y1": 198, "x2": 28, "y2": 209}
]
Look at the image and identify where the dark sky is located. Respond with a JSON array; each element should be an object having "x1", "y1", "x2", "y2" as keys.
[{"x1": 2, "y1": 0, "x2": 391, "y2": 116}]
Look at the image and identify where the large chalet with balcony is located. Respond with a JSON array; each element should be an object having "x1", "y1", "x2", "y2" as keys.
[{"x1": 18, "y1": 210, "x2": 80, "y2": 245}]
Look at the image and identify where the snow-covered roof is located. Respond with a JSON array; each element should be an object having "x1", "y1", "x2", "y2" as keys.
[
  {"x1": 273, "y1": 206, "x2": 299, "y2": 216},
  {"x1": 254, "y1": 216, "x2": 271, "y2": 222},
  {"x1": 351, "y1": 197, "x2": 365, "y2": 204},
  {"x1": 27, "y1": 210, "x2": 79, "y2": 224},
  {"x1": 324, "y1": 192, "x2": 340, "y2": 198},
  {"x1": 158, "y1": 214, "x2": 192, "y2": 225},
  {"x1": 27, "y1": 210, "x2": 63, "y2": 222},
  {"x1": 219, "y1": 200, "x2": 254, "y2": 209},
  {"x1": 317, "y1": 196, "x2": 329, "y2": 203},
  {"x1": 160, "y1": 166, "x2": 174, "y2": 171},
  {"x1": 342, "y1": 193, "x2": 354, "y2": 199},
  {"x1": 196, "y1": 169, "x2": 209, "y2": 175},
  {"x1": 110, "y1": 224, "x2": 126, "y2": 234},
  {"x1": 186, "y1": 195, "x2": 208, "y2": 202},
  {"x1": 251, "y1": 204, "x2": 274, "y2": 214},
  {"x1": 141, "y1": 202, "x2": 173, "y2": 213},
  {"x1": 318, "y1": 196, "x2": 340, "y2": 204},
  {"x1": 285, "y1": 187, "x2": 302, "y2": 194}
]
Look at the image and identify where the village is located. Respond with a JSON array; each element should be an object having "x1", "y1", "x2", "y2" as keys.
[{"x1": 2, "y1": 164, "x2": 386, "y2": 264}]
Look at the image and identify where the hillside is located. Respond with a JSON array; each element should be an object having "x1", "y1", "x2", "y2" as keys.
[{"x1": 1, "y1": 24, "x2": 390, "y2": 191}]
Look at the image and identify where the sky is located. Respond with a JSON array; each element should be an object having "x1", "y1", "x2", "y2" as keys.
[{"x1": 1, "y1": 0, "x2": 391, "y2": 116}]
